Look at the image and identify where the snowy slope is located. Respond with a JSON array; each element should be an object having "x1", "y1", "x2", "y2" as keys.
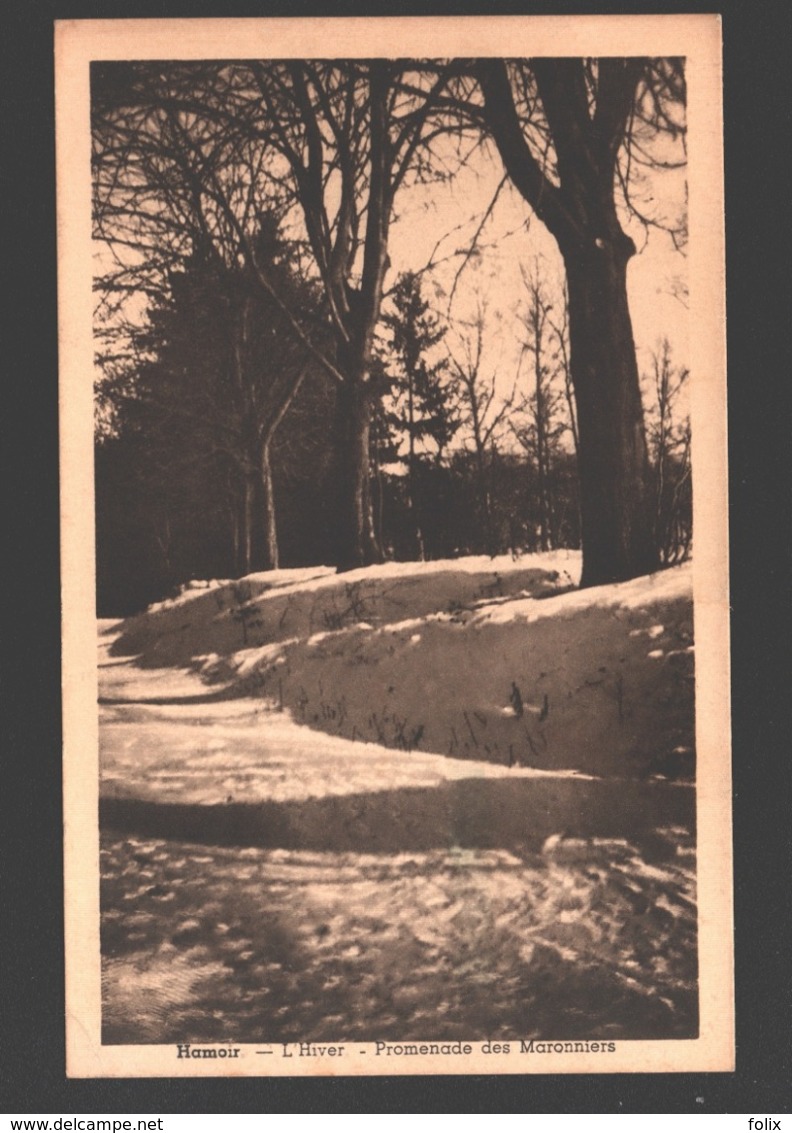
[
  {"x1": 98, "y1": 553, "x2": 697, "y2": 1044},
  {"x1": 107, "y1": 552, "x2": 694, "y2": 780}
]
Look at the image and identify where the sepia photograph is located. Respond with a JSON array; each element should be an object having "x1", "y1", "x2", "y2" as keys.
[{"x1": 57, "y1": 15, "x2": 732, "y2": 1078}]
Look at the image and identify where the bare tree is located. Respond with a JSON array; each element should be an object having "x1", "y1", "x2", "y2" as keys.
[
  {"x1": 644, "y1": 338, "x2": 692, "y2": 565},
  {"x1": 449, "y1": 311, "x2": 516, "y2": 555},
  {"x1": 219, "y1": 60, "x2": 461, "y2": 570},
  {"x1": 473, "y1": 57, "x2": 686, "y2": 586},
  {"x1": 511, "y1": 265, "x2": 572, "y2": 550}
]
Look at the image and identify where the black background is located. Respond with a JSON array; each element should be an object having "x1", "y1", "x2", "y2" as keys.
[{"x1": 2, "y1": 0, "x2": 790, "y2": 1114}]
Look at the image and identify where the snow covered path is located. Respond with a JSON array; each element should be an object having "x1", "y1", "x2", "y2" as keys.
[
  {"x1": 98, "y1": 607, "x2": 697, "y2": 1044},
  {"x1": 99, "y1": 626, "x2": 693, "y2": 853}
]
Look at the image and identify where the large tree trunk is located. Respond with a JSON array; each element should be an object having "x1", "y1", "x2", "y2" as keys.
[
  {"x1": 564, "y1": 241, "x2": 658, "y2": 587},
  {"x1": 333, "y1": 378, "x2": 382, "y2": 572},
  {"x1": 325, "y1": 64, "x2": 391, "y2": 573},
  {"x1": 331, "y1": 64, "x2": 390, "y2": 573},
  {"x1": 477, "y1": 57, "x2": 661, "y2": 587}
]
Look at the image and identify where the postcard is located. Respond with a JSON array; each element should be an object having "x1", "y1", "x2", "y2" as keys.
[{"x1": 57, "y1": 14, "x2": 731, "y2": 1077}]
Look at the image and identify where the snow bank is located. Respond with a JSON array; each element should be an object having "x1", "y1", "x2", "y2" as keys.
[
  {"x1": 107, "y1": 552, "x2": 693, "y2": 780},
  {"x1": 111, "y1": 552, "x2": 578, "y2": 667}
]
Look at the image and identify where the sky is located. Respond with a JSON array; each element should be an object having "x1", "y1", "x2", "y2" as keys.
[{"x1": 384, "y1": 140, "x2": 688, "y2": 390}]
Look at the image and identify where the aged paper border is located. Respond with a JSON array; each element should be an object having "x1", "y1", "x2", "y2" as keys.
[{"x1": 57, "y1": 14, "x2": 732, "y2": 1079}]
